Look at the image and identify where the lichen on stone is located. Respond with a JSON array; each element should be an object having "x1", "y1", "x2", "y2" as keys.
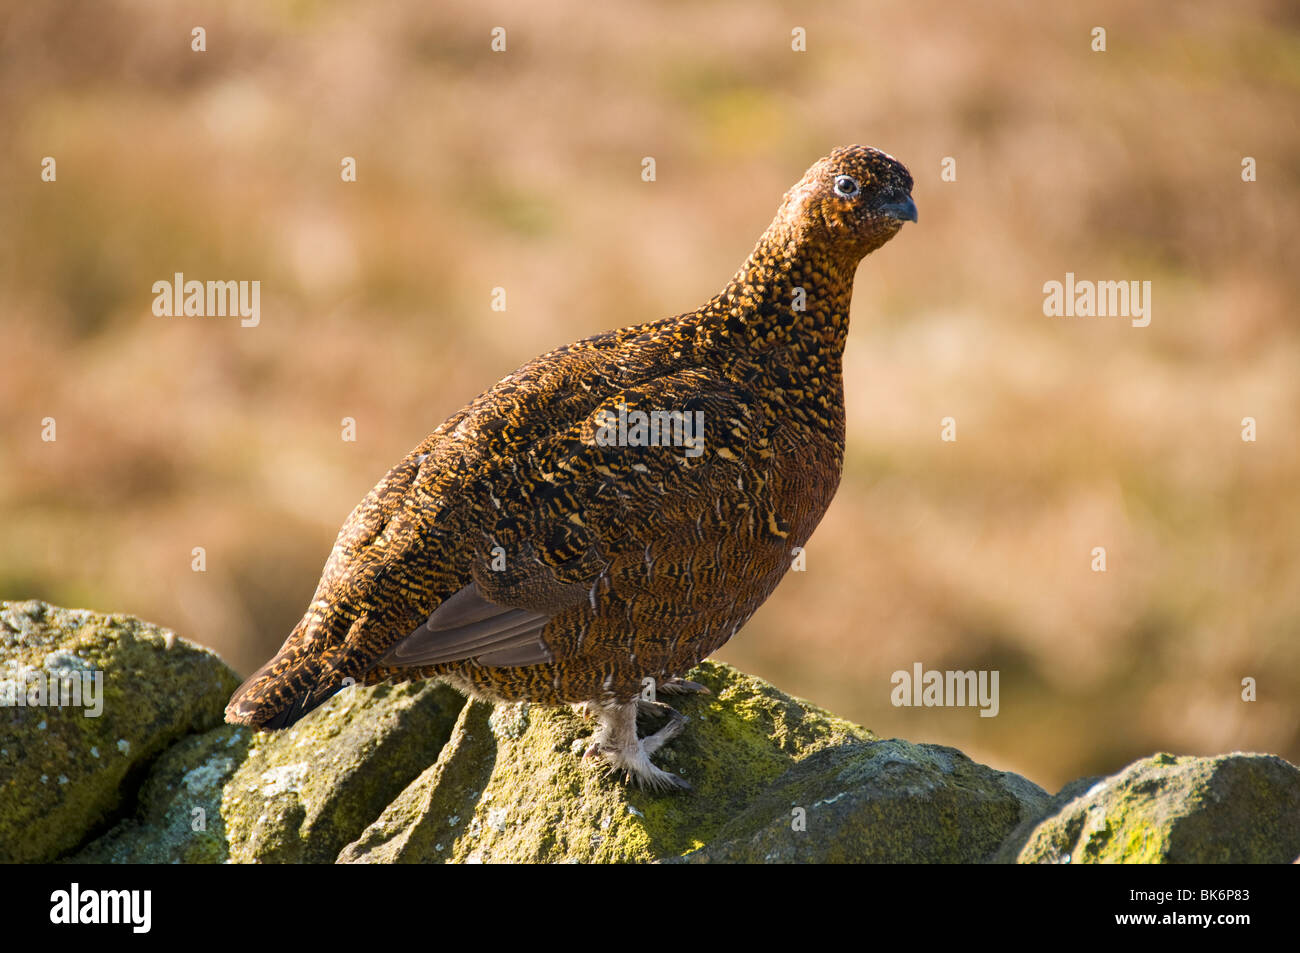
[
  {"x1": 6, "y1": 603, "x2": 1297, "y2": 865},
  {"x1": 0, "y1": 601, "x2": 240, "y2": 863},
  {"x1": 994, "y1": 752, "x2": 1300, "y2": 864}
]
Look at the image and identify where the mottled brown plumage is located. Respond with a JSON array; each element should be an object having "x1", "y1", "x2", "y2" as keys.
[{"x1": 226, "y1": 145, "x2": 916, "y2": 790}]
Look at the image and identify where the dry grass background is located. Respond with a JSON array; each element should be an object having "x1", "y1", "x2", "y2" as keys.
[{"x1": 1, "y1": 0, "x2": 1297, "y2": 790}]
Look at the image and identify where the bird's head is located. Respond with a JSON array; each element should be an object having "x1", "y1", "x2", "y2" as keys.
[{"x1": 777, "y1": 145, "x2": 916, "y2": 261}]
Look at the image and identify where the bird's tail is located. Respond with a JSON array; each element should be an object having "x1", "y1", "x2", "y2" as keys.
[{"x1": 224, "y1": 616, "x2": 347, "y2": 730}]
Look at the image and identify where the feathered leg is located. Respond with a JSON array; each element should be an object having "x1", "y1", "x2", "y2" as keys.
[{"x1": 583, "y1": 700, "x2": 691, "y2": 792}]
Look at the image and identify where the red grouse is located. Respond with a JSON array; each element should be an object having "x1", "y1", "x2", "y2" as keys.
[{"x1": 226, "y1": 145, "x2": 917, "y2": 791}]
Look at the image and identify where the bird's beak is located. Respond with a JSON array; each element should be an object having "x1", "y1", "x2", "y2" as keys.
[{"x1": 878, "y1": 194, "x2": 918, "y2": 223}]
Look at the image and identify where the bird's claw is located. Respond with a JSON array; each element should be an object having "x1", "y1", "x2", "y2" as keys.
[{"x1": 657, "y1": 677, "x2": 710, "y2": 696}]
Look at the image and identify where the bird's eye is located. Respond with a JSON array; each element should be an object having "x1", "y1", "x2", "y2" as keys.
[{"x1": 833, "y1": 175, "x2": 860, "y2": 198}]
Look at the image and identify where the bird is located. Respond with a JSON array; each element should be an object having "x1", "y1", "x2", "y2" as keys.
[{"x1": 225, "y1": 145, "x2": 916, "y2": 792}]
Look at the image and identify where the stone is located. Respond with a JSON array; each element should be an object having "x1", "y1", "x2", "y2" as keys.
[
  {"x1": 675, "y1": 739, "x2": 1049, "y2": 863},
  {"x1": 6, "y1": 603, "x2": 1295, "y2": 865},
  {"x1": 72, "y1": 680, "x2": 465, "y2": 863},
  {"x1": 0, "y1": 601, "x2": 239, "y2": 863},
  {"x1": 336, "y1": 661, "x2": 1047, "y2": 864},
  {"x1": 994, "y1": 752, "x2": 1300, "y2": 864}
]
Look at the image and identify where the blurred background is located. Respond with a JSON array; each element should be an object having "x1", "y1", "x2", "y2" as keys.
[{"x1": 1, "y1": 0, "x2": 1297, "y2": 791}]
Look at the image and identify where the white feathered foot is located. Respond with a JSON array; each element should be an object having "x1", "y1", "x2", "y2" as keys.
[{"x1": 577, "y1": 677, "x2": 710, "y2": 793}]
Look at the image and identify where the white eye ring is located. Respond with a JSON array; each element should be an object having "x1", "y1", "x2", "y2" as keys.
[{"x1": 833, "y1": 175, "x2": 860, "y2": 198}]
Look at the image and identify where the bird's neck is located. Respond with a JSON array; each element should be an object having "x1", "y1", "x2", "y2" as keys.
[{"x1": 700, "y1": 228, "x2": 859, "y2": 359}]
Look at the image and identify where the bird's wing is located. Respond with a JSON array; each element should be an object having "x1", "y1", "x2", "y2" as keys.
[
  {"x1": 378, "y1": 580, "x2": 552, "y2": 668},
  {"x1": 369, "y1": 365, "x2": 773, "y2": 674}
]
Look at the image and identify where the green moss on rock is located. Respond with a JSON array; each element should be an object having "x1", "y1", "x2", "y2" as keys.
[
  {"x1": 0, "y1": 601, "x2": 239, "y2": 863},
  {"x1": 995, "y1": 752, "x2": 1300, "y2": 864},
  {"x1": 72, "y1": 680, "x2": 466, "y2": 863},
  {"x1": 340, "y1": 660, "x2": 909, "y2": 863},
  {"x1": 675, "y1": 739, "x2": 1049, "y2": 863},
  {"x1": 69, "y1": 724, "x2": 250, "y2": 863},
  {"x1": 12, "y1": 603, "x2": 1297, "y2": 865}
]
